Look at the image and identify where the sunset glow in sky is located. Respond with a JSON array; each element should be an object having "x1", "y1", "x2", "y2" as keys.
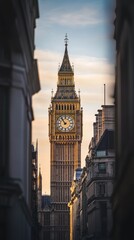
[{"x1": 32, "y1": 0, "x2": 115, "y2": 194}]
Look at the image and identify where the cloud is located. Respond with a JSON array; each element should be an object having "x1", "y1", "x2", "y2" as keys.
[
  {"x1": 41, "y1": 6, "x2": 104, "y2": 27},
  {"x1": 74, "y1": 56, "x2": 114, "y2": 74}
]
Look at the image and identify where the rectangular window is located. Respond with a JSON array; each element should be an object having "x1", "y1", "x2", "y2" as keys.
[
  {"x1": 98, "y1": 183, "x2": 105, "y2": 196},
  {"x1": 96, "y1": 150, "x2": 106, "y2": 157},
  {"x1": 98, "y1": 162, "x2": 106, "y2": 173}
]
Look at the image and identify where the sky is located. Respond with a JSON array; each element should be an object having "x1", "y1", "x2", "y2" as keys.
[{"x1": 32, "y1": 0, "x2": 115, "y2": 194}]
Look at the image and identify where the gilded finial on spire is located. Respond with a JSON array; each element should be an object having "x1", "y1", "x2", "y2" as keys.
[{"x1": 64, "y1": 33, "x2": 68, "y2": 46}]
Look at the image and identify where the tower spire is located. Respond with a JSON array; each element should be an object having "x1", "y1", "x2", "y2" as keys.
[
  {"x1": 38, "y1": 164, "x2": 42, "y2": 191},
  {"x1": 58, "y1": 34, "x2": 73, "y2": 74},
  {"x1": 104, "y1": 84, "x2": 106, "y2": 105}
]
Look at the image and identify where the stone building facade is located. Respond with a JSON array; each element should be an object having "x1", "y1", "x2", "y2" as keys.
[
  {"x1": 68, "y1": 168, "x2": 82, "y2": 240},
  {"x1": 69, "y1": 105, "x2": 115, "y2": 240},
  {"x1": 86, "y1": 105, "x2": 115, "y2": 240},
  {"x1": 86, "y1": 132, "x2": 114, "y2": 239}
]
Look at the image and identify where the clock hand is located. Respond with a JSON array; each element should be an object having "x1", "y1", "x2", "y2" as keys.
[{"x1": 61, "y1": 117, "x2": 66, "y2": 125}]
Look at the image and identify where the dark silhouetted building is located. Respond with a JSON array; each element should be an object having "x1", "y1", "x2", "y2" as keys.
[
  {"x1": 38, "y1": 195, "x2": 51, "y2": 240},
  {"x1": 112, "y1": 1, "x2": 134, "y2": 239},
  {"x1": 32, "y1": 142, "x2": 40, "y2": 240},
  {"x1": 0, "y1": 1, "x2": 40, "y2": 240}
]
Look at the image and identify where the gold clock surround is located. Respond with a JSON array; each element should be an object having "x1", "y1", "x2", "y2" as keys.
[{"x1": 56, "y1": 115, "x2": 74, "y2": 132}]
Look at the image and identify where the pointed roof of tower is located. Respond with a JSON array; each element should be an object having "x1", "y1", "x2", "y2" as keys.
[
  {"x1": 38, "y1": 165, "x2": 42, "y2": 191},
  {"x1": 58, "y1": 34, "x2": 73, "y2": 74}
]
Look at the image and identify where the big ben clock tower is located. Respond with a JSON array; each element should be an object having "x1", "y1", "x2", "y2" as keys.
[{"x1": 49, "y1": 35, "x2": 83, "y2": 240}]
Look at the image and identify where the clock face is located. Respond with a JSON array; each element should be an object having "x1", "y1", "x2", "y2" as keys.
[{"x1": 56, "y1": 115, "x2": 74, "y2": 132}]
